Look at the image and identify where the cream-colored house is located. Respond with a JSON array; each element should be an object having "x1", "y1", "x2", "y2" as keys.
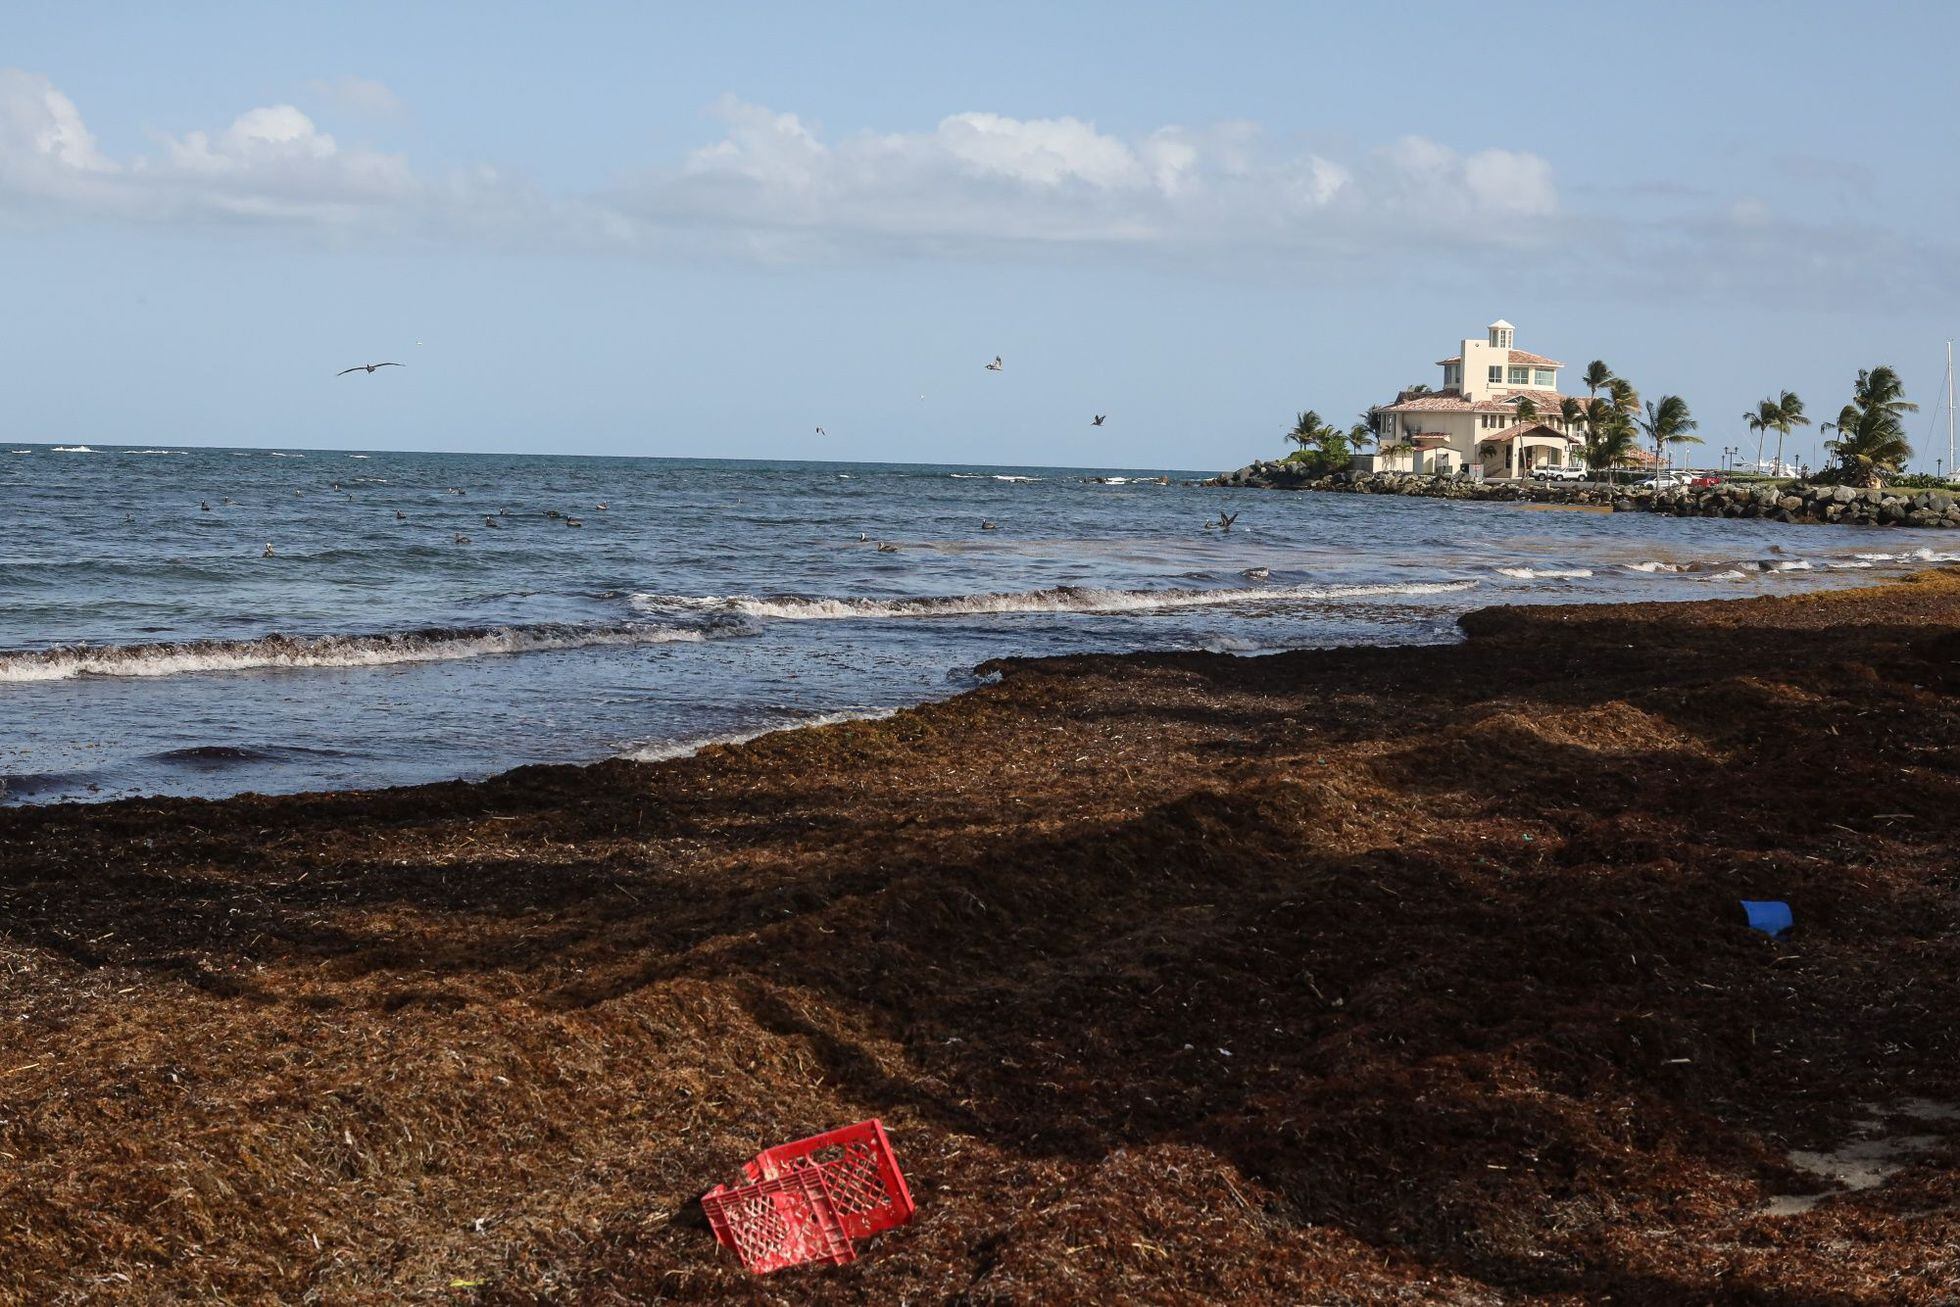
[{"x1": 1367, "y1": 320, "x2": 1587, "y2": 478}]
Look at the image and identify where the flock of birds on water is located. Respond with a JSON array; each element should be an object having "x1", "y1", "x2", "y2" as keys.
[{"x1": 200, "y1": 356, "x2": 1240, "y2": 557}]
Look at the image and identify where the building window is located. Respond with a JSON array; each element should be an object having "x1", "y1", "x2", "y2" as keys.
[
  {"x1": 1508, "y1": 366, "x2": 1529, "y2": 385},
  {"x1": 1534, "y1": 368, "x2": 1555, "y2": 387},
  {"x1": 1488, "y1": 365, "x2": 1503, "y2": 384}
]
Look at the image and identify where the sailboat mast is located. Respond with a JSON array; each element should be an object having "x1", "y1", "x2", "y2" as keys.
[{"x1": 1948, "y1": 339, "x2": 1955, "y2": 478}]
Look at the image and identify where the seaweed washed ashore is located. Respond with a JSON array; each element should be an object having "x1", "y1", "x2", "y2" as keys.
[
  {"x1": 1209, "y1": 462, "x2": 1960, "y2": 528},
  {"x1": 3, "y1": 573, "x2": 1960, "y2": 1301}
]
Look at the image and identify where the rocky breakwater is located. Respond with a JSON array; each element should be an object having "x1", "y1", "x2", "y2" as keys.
[
  {"x1": 1617, "y1": 480, "x2": 1960, "y2": 528},
  {"x1": 1205, "y1": 461, "x2": 1960, "y2": 528},
  {"x1": 1206, "y1": 463, "x2": 1618, "y2": 505}
]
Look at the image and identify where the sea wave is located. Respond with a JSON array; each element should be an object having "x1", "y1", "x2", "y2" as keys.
[
  {"x1": 0, "y1": 621, "x2": 725, "y2": 683},
  {"x1": 948, "y1": 473, "x2": 1040, "y2": 482},
  {"x1": 124, "y1": 449, "x2": 182, "y2": 455},
  {"x1": 623, "y1": 707, "x2": 901, "y2": 763},
  {"x1": 630, "y1": 579, "x2": 1478, "y2": 622},
  {"x1": 1496, "y1": 566, "x2": 1594, "y2": 579},
  {"x1": 52, "y1": 445, "x2": 94, "y2": 453}
]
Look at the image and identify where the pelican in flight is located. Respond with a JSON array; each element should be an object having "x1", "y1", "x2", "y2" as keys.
[
  {"x1": 337, "y1": 362, "x2": 404, "y2": 376},
  {"x1": 984, "y1": 356, "x2": 1003, "y2": 372},
  {"x1": 1206, "y1": 511, "x2": 1240, "y2": 533},
  {"x1": 816, "y1": 427, "x2": 827, "y2": 436},
  {"x1": 1091, "y1": 414, "x2": 1107, "y2": 426}
]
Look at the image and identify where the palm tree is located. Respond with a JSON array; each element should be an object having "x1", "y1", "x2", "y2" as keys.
[
  {"x1": 1582, "y1": 404, "x2": 1638, "y2": 479},
  {"x1": 1639, "y1": 395, "x2": 1700, "y2": 474},
  {"x1": 1770, "y1": 390, "x2": 1810, "y2": 477},
  {"x1": 1514, "y1": 396, "x2": 1539, "y2": 424},
  {"x1": 1583, "y1": 361, "x2": 1614, "y2": 398},
  {"x1": 1745, "y1": 404, "x2": 1771, "y2": 473},
  {"x1": 1287, "y1": 410, "x2": 1335, "y2": 452},
  {"x1": 1380, "y1": 438, "x2": 1416, "y2": 471},
  {"x1": 1607, "y1": 376, "x2": 1639, "y2": 416},
  {"x1": 1347, "y1": 420, "x2": 1374, "y2": 451},
  {"x1": 1558, "y1": 396, "x2": 1585, "y2": 429},
  {"x1": 1823, "y1": 367, "x2": 1917, "y2": 487}
]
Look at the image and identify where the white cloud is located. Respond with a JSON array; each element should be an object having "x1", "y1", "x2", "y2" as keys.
[
  {"x1": 307, "y1": 75, "x2": 403, "y2": 119},
  {"x1": 624, "y1": 99, "x2": 1551, "y2": 257},
  {"x1": 0, "y1": 71, "x2": 1945, "y2": 299}
]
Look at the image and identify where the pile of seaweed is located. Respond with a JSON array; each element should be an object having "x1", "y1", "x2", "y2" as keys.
[{"x1": 3, "y1": 573, "x2": 1959, "y2": 1302}]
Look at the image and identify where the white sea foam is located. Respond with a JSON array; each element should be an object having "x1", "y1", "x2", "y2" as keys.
[
  {"x1": 1827, "y1": 560, "x2": 1876, "y2": 569},
  {"x1": 1496, "y1": 566, "x2": 1594, "y2": 579},
  {"x1": 948, "y1": 472, "x2": 1039, "y2": 481},
  {"x1": 51, "y1": 445, "x2": 94, "y2": 453},
  {"x1": 624, "y1": 707, "x2": 902, "y2": 763},
  {"x1": 267, "y1": 452, "x2": 305, "y2": 458},
  {"x1": 348, "y1": 454, "x2": 370, "y2": 459},
  {"x1": 7, "y1": 449, "x2": 29, "y2": 455},
  {"x1": 1625, "y1": 561, "x2": 1684, "y2": 573},
  {"x1": 124, "y1": 449, "x2": 182, "y2": 455},
  {"x1": 0, "y1": 622, "x2": 717, "y2": 684},
  {"x1": 630, "y1": 579, "x2": 1478, "y2": 623}
]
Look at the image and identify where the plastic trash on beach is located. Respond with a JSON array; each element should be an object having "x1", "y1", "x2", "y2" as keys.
[
  {"x1": 701, "y1": 1119, "x2": 915, "y2": 1274},
  {"x1": 1741, "y1": 899, "x2": 1793, "y2": 938}
]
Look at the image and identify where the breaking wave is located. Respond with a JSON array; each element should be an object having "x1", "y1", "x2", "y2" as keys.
[
  {"x1": 949, "y1": 473, "x2": 1040, "y2": 482},
  {"x1": 0, "y1": 621, "x2": 726, "y2": 683},
  {"x1": 630, "y1": 579, "x2": 1478, "y2": 623},
  {"x1": 624, "y1": 707, "x2": 902, "y2": 763},
  {"x1": 52, "y1": 445, "x2": 94, "y2": 453},
  {"x1": 1496, "y1": 566, "x2": 1594, "y2": 579}
]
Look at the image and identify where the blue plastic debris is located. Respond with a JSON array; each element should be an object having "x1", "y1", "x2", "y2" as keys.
[{"x1": 1741, "y1": 900, "x2": 1792, "y2": 938}]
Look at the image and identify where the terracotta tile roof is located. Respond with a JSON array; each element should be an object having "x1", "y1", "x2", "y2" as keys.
[
  {"x1": 1477, "y1": 421, "x2": 1579, "y2": 443},
  {"x1": 1433, "y1": 349, "x2": 1566, "y2": 368},
  {"x1": 1382, "y1": 389, "x2": 1474, "y2": 412}
]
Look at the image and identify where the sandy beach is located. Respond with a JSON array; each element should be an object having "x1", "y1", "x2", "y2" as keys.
[{"x1": 4, "y1": 571, "x2": 1959, "y2": 1303}]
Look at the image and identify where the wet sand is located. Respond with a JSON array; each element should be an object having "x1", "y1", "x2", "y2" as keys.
[{"x1": 4, "y1": 572, "x2": 1960, "y2": 1302}]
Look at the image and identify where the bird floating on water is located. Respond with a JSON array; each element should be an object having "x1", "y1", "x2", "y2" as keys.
[
  {"x1": 565, "y1": 518, "x2": 583, "y2": 528},
  {"x1": 395, "y1": 510, "x2": 407, "y2": 521},
  {"x1": 984, "y1": 356, "x2": 1003, "y2": 372},
  {"x1": 1091, "y1": 414, "x2": 1106, "y2": 426},
  {"x1": 453, "y1": 533, "x2": 471, "y2": 544},
  {"x1": 593, "y1": 503, "x2": 607, "y2": 511},
  {"x1": 981, "y1": 520, "x2": 997, "y2": 530},
  {"x1": 876, "y1": 541, "x2": 899, "y2": 552},
  {"x1": 483, "y1": 516, "x2": 502, "y2": 528},
  {"x1": 337, "y1": 362, "x2": 404, "y2": 376},
  {"x1": 200, "y1": 500, "x2": 211, "y2": 512},
  {"x1": 262, "y1": 543, "x2": 276, "y2": 558}
]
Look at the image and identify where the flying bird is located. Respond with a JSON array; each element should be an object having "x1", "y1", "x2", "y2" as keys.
[
  {"x1": 1091, "y1": 414, "x2": 1107, "y2": 427},
  {"x1": 1206, "y1": 511, "x2": 1241, "y2": 533},
  {"x1": 337, "y1": 362, "x2": 404, "y2": 376},
  {"x1": 984, "y1": 356, "x2": 1003, "y2": 372},
  {"x1": 816, "y1": 427, "x2": 827, "y2": 436}
]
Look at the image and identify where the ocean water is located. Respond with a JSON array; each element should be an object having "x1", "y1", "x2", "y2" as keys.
[{"x1": 3, "y1": 443, "x2": 1956, "y2": 805}]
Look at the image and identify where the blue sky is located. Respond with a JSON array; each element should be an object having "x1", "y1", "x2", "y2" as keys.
[{"x1": 3, "y1": 1, "x2": 1957, "y2": 470}]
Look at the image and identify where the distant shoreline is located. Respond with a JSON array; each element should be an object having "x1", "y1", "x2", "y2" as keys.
[{"x1": 1209, "y1": 462, "x2": 1960, "y2": 529}]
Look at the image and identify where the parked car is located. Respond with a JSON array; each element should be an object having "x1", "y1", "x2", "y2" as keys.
[
  {"x1": 1531, "y1": 466, "x2": 1587, "y2": 482},
  {"x1": 1635, "y1": 474, "x2": 1684, "y2": 489},
  {"x1": 1687, "y1": 473, "x2": 1723, "y2": 488}
]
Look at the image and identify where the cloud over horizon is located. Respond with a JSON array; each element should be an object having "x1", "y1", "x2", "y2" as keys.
[{"x1": 0, "y1": 67, "x2": 1949, "y2": 298}]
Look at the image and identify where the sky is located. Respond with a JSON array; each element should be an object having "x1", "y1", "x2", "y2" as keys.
[{"x1": 3, "y1": 1, "x2": 1958, "y2": 472}]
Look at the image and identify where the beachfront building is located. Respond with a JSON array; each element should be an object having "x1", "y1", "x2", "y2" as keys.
[{"x1": 1368, "y1": 320, "x2": 1588, "y2": 478}]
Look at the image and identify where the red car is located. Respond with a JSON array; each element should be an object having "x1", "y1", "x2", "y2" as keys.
[{"x1": 1687, "y1": 474, "x2": 1724, "y2": 488}]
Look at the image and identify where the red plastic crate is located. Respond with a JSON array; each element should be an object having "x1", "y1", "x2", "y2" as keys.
[
  {"x1": 702, "y1": 1168, "x2": 856, "y2": 1274},
  {"x1": 704, "y1": 1119, "x2": 915, "y2": 1274}
]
